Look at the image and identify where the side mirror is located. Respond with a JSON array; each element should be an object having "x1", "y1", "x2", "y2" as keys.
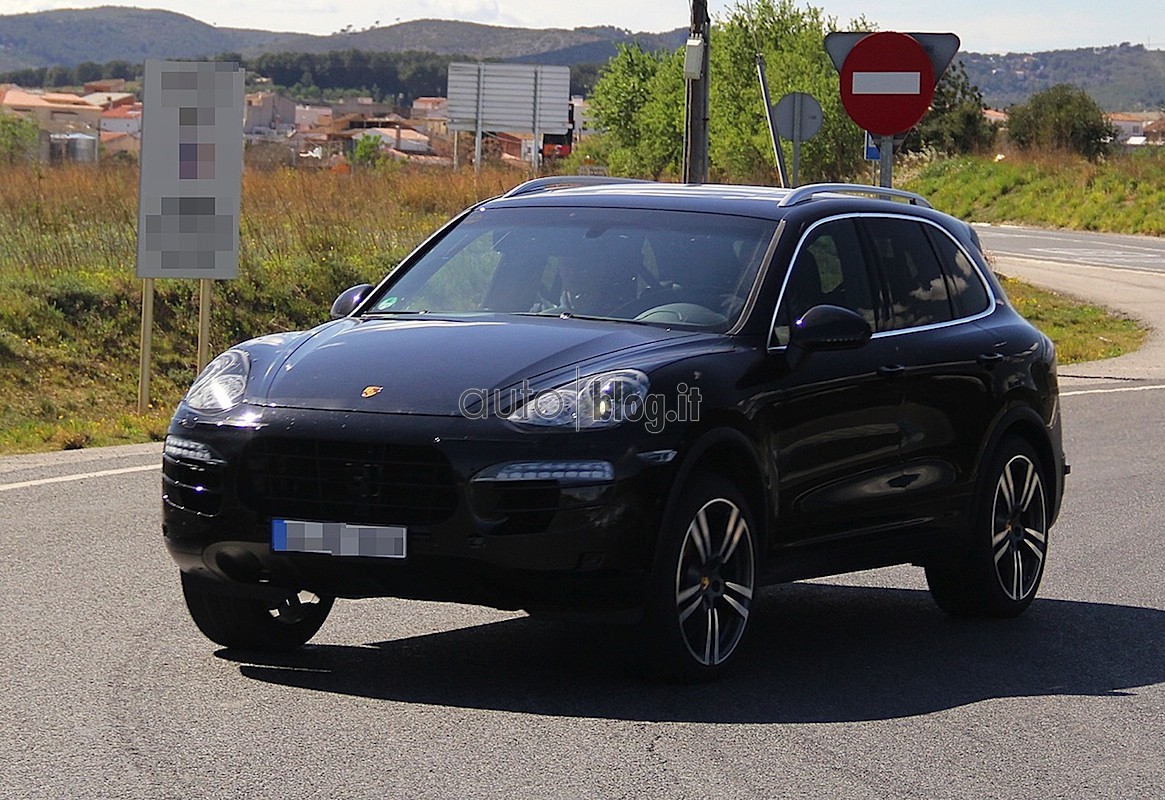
[
  {"x1": 330, "y1": 283, "x2": 373, "y2": 319},
  {"x1": 788, "y1": 304, "x2": 872, "y2": 354}
]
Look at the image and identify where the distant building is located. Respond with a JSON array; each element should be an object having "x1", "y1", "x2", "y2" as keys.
[
  {"x1": 295, "y1": 104, "x2": 332, "y2": 130},
  {"x1": 0, "y1": 86, "x2": 102, "y2": 131},
  {"x1": 244, "y1": 92, "x2": 297, "y2": 135},
  {"x1": 83, "y1": 92, "x2": 136, "y2": 110},
  {"x1": 410, "y1": 97, "x2": 448, "y2": 136},
  {"x1": 1108, "y1": 113, "x2": 1145, "y2": 142},
  {"x1": 1145, "y1": 118, "x2": 1165, "y2": 144},
  {"x1": 353, "y1": 125, "x2": 431, "y2": 155},
  {"x1": 100, "y1": 102, "x2": 142, "y2": 135},
  {"x1": 83, "y1": 79, "x2": 127, "y2": 94},
  {"x1": 100, "y1": 130, "x2": 140, "y2": 158}
]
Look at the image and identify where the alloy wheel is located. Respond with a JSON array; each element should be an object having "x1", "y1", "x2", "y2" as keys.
[
  {"x1": 991, "y1": 453, "x2": 1048, "y2": 602},
  {"x1": 674, "y1": 497, "x2": 756, "y2": 667}
]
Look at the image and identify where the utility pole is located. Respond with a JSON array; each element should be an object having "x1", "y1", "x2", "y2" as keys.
[{"x1": 682, "y1": 0, "x2": 710, "y2": 184}]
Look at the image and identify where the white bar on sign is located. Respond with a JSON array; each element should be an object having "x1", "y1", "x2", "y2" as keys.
[{"x1": 852, "y1": 71, "x2": 921, "y2": 95}]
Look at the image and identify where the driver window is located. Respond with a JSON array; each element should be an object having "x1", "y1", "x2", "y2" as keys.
[{"x1": 772, "y1": 218, "x2": 876, "y2": 347}]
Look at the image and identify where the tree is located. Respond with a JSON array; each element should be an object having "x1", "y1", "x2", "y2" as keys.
[
  {"x1": 586, "y1": 0, "x2": 872, "y2": 183},
  {"x1": 351, "y1": 134, "x2": 384, "y2": 168},
  {"x1": 907, "y1": 61, "x2": 996, "y2": 155},
  {"x1": 711, "y1": 0, "x2": 870, "y2": 183},
  {"x1": 0, "y1": 114, "x2": 40, "y2": 165},
  {"x1": 588, "y1": 43, "x2": 669, "y2": 153},
  {"x1": 1006, "y1": 84, "x2": 1117, "y2": 160}
]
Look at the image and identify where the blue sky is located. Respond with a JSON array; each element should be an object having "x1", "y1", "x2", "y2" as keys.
[{"x1": 1, "y1": 1, "x2": 1162, "y2": 54}]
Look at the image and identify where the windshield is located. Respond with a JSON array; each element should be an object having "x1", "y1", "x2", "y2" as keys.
[{"x1": 368, "y1": 206, "x2": 777, "y2": 329}]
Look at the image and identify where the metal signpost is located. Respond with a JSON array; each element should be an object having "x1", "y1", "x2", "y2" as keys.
[
  {"x1": 825, "y1": 32, "x2": 960, "y2": 188},
  {"x1": 774, "y1": 92, "x2": 823, "y2": 187}
]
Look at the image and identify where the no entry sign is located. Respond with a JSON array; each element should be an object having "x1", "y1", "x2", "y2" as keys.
[{"x1": 839, "y1": 32, "x2": 935, "y2": 135}]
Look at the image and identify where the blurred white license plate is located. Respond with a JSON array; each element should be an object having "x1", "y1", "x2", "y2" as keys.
[{"x1": 272, "y1": 519, "x2": 406, "y2": 558}]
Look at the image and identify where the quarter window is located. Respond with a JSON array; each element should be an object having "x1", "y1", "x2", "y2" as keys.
[{"x1": 927, "y1": 228, "x2": 991, "y2": 317}]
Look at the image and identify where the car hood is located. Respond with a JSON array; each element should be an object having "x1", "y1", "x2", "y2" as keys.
[{"x1": 252, "y1": 315, "x2": 707, "y2": 415}]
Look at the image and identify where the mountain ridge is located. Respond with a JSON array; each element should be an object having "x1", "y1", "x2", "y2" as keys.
[{"x1": 0, "y1": 7, "x2": 1161, "y2": 110}]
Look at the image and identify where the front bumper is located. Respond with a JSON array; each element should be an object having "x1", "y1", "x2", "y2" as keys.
[{"x1": 162, "y1": 404, "x2": 682, "y2": 613}]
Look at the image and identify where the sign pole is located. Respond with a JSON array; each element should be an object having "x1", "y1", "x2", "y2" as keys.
[
  {"x1": 756, "y1": 56, "x2": 788, "y2": 188},
  {"x1": 879, "y1": 134, "x2": 894, "y2": 188},
  {"x1": 791, "y1": 93, "x2": 802, "y2": 187},
  {"x1": 137, "y1": 278, "x2": 154, "y2": 414},
  {"x1": 197, "y1": 278, "x2": 212, "y2": 374}
]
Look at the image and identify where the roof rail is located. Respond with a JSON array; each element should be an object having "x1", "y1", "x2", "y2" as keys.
[
  {"x1": 502, "y1": 175, "x2": 650, "y2": 199},
  {"x1": 778, "y1": 183, "x2": 932, "y2": 209}
]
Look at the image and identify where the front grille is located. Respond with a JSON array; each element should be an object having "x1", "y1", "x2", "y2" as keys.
[
  {"x1": 240, "y1": 437, "x2": 458, "y2": 527},
  {"x1": 163, "y1": 455, "x2": 226, "y2": 516}
]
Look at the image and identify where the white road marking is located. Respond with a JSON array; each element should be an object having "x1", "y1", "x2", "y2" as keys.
[
  {"x1": 0, "y1": 463, "x2": 159, "y2": 493},
  {"x1": 852, "y1": 71, "x2": 920, "y2": 94},
  {"x1": 1061, "y1": 384, "x2": 1165, "y2": 398}
]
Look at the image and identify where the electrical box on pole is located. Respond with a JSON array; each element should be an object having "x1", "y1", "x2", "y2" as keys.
[{"x1": 682, "y1": 0, "x2": 710, "y2": 184}]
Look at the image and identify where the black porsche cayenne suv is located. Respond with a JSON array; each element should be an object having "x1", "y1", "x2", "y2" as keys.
[{"x1": 163, "y1": 178, "x2": 1067, "y2": 680}]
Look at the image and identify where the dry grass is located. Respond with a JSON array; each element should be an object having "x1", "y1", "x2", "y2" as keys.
[{"x1": 0, "y1": 159, "x2": 1150, "y2": 454}]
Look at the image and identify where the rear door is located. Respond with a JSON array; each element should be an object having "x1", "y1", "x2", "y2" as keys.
[{"x1": 859, "y1": 215, "x2": 1001, "y2": 526}]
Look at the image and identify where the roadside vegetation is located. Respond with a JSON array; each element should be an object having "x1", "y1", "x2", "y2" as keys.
[
  {"x1": 0, "y1": 154, "x2": 1151, "y2": 455},
  {"x1": 903, "y1": 150, "x2": 1165, "y2": 235},
  {"x1": 0, "y1": 0, "x2": 1156, "y2": 454},
  {"x1": 0, "y1": 162, "x2": 516, "y2": 453}
]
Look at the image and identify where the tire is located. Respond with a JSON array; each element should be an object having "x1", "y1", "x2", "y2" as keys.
[
  {"x1": 926, "y1": 437, "x2": 1050, "y2": 617},
  {"x1": 180, "y1": 572, "x2": 334, "y2": 651},
  {"x1": 636, "y1": 474, "x2": 758, "y2": 682}
]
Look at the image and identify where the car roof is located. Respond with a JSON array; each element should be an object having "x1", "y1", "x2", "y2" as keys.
[{"x1": 480, "y1": 179, "x2": 935, "y2": 222}]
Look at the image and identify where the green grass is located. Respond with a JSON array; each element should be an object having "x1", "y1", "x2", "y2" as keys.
[
  {"x1": 998, "y1": 276, "x2": 1147, "y2": 364},
  {"x1": 0, "y1": 155, "x2": 1154, "y2": 455},
  {"x1": 903, "y1": 150, "x2": 1165, "y2": 235}
]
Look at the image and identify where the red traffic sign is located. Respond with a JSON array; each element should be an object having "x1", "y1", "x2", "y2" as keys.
[{"x1": 839, "y1": 32, "x2": 935, "y2": 136}]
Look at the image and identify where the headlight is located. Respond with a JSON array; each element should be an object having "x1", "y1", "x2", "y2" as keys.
[
  {"x1": 507, "y1": 369, "x2": 649, "y2": 429},
  {"x1": 184, "y1": 349, "x2": 250, "y2": 413}
]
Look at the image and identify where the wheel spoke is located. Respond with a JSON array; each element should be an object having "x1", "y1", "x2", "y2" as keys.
[
  {"x1": 678, "y1": 593, "x2": 703, "y2": 624},
  {"x1": 1019, "y1": 461, "x2": 1039, "y2": 511},
  {"x1": 718, "y1": 506, "x2": 741, "y2": 560},
  {"x1": 723, "y1": 592, "x2": 750, "y2": 622},
  {"x1": 690, "y1": 509, "x2": 712, "y2": 563},
  {"x1": 1000, "y1": 467, "x2": 1017, "y2": 510},
  {"x1": 703, "y1": 607, "x2": 719, "y2": 664},
  {"x1": 1023, "y1": 536, "x2": 1046, "y2": 563},
  {"x1": 1012, "y1": 549, "x2": 1023, "y2": 599},
  {"x1": 676, "y1": 582, "x2": 702, "y2": 606},
  {"x1": 993, "y1": 532, "x2": 1011, "y2": 564}
]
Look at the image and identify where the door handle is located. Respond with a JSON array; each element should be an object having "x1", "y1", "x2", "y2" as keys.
[
  {"x1": 977, "y1": 352, "x2": 1004, "y2": 368},
  {"x1": 877, "y1": 364, "x2": 906, "y2": 378}
]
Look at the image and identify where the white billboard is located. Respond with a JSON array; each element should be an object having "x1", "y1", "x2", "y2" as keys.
[{"x1": 447, "y1": 63, "x2": 570, "y2": 134}]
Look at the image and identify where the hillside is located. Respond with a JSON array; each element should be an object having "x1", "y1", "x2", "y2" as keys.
[
  {"x1": 961, "y1": 43, "x2": 1165, "y2": 110},
  {"x1": 1, "y1": 6, "x2": 1162, "y2": 109},
  {"x1": 0, "y1": 7, "x2": 687, "y2": 72}
]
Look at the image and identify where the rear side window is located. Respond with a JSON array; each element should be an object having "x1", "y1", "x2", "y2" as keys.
[
  {"x1": 863, "y1": 218, "x2": 954, "y2": 330},
  {"x1": 927, "y1": 228, "x2": 992, "y2": 317}
]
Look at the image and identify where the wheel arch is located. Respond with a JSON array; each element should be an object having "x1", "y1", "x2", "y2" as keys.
[
  {"x1": 666, "y1": 421, "x2": 772, "y2": 553},
  {"x1": 975, "y1": 403, "x2": 1064, "y2": 525}
]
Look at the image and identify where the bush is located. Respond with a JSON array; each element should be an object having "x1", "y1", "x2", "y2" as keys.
[{"x1": 1006, "y1": 84, "x2": 1117, "y2": 161}]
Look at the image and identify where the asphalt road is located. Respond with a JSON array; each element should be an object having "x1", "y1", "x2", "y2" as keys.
[{"x1": 2, "y1": 226, "x2": 1164, "y2": 799}]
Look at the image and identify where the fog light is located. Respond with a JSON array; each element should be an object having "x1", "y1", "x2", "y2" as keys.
[
  {"x1": 473, "y1": 460, "x2": 614, "y2": 483},
  {"x1": 164, "y1": 436, "x2": 223, "y2": 464}
]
